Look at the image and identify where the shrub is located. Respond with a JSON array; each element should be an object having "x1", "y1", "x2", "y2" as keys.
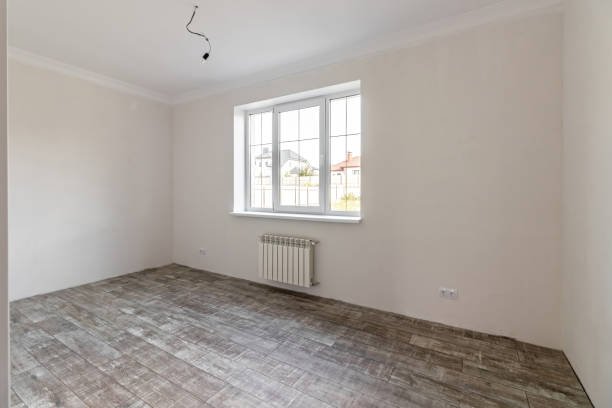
[
  {"x1": 299, "y1": 167, "x2": 315, "y2": 177},
  {"x1": 341, "y1": 193, "x2": 359, "y2": 201}
]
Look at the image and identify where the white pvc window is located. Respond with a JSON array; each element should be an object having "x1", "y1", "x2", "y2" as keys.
[
  {"x1": 246, "y1": 91, "x2": 361, "y2": 216},
  {"x1": 247, "y1": 110, "x2": 273, "y2": 210}
]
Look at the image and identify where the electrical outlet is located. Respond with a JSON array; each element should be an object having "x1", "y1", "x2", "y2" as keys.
[
  {"x1": 199, "y1": 248, "x2": 207, "y2": 256},
  {"x1": 439, "y1": 287, "x2": 458, "y2": 300}
]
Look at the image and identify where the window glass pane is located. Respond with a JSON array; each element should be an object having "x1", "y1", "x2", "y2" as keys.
[
  {"x1": 248, "y1": 111, "x2": 272, "y2": 209},
  {"x1": 299, "y1": 106, "x2": 319, "y2": 140},
  {"x1": 330, "y1": 136, "x2": 346, "y2": 166},
  {"x1": 261, "y1": 111, "x2": 272, "y2": 144},
  {"x1": 249, "y1": 113, "x2": 261, "y2": 145},
  {"x1": 279, "y1": 141, "x2": 299, "y2": 206},
  {"x1": 330, "y1": 98, "x2": 346, "y2": 136},
  {"x1": 280, "y1": 110, "x2": 298, "y2": 142},
  {"x1": 329, "y1": 95, "x2": 361, "y2": 212},
  {"x1": 279, "y1": 105, "x2": 321, "y2": 209},
  {"x1": 345, "y1": 134, "x2": 361, "y2": 212},
  {"x1": 261, "y1": 143, "x2": 273, "y2": 208},
  {"x1": 330, "y1": 136, "x2": 347, "y2": 211},
  {"x1": 298, "y1": 138, "x2": 320, "y2": 207},
  {"x1": 347, "y1": 133, "x2": 361, "y2": 158},
  {"x1": 347, "y1": 95, "x2": 361, "y2": 134},
  {"x1": 299, "y1": 138, "x2": 319, "y2": 171},
  {"x1": 250, "y1": 145, "x2": 263, "y2": 208}
]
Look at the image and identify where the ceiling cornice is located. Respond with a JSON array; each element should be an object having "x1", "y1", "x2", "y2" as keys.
[
  {"x1": 7, "y1": 0, "x2": 563, "y2": 106},
  {"x1": 8, "y1": 47, "x2": 171, "y2": 104},
  {"x1": 172, "y1": 0, "x2": 564, "y2": 105}
]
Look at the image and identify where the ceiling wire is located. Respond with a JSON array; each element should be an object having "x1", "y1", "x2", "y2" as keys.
[{"x1": 186, "y1": 5, "x2": 212, "y2": 61}]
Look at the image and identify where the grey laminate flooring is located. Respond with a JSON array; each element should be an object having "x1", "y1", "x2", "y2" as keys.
[{"x1": 10, "y1": 264, "x2": 592, "y2": 408}]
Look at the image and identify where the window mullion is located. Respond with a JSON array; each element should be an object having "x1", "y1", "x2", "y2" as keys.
[
  {"x1": 244, "y1": 113, "x2": 250, "y2": 211},
  {"x1": 272, "y1": 107, "x2": 280, "y2": 212},
  {"x1": 320, "y1": 99, "x2": 327, "y2": 215}
]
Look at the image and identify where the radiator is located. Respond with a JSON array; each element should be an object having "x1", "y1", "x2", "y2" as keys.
[{"x1": 258, "y1": 234, "x2": 317, "y2": 287}]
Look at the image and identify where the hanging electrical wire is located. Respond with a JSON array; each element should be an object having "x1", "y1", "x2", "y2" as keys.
[{"x1": 186, "y1": 5, "x2": 212, "y2": 61}]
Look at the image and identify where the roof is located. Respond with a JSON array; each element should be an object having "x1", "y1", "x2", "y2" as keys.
[
  {"x1": 331, "y1": 155, "x2": 361, "y2": 171},
  {"x1": 256, "y1": 149, "x2": 308, "y2": 165}
]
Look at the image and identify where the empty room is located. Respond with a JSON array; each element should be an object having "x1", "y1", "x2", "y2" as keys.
[{"x1": 0, "y1": 0, "x2": 610, "y2": 406}]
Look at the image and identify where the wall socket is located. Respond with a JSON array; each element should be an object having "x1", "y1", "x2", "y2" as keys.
[
  {"x1": 439, "y1": 287, "x2": 458, "y2": 300},
  {"x1": 199, "y1": 248, "x2": 207, "y2": 256}
]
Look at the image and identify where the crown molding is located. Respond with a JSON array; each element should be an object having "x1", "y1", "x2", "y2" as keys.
[
  {"x1": 7, "y1": 0, "x2": 564, "y2": 106},
  {"x1": 8, "y1": 47, "x2": 171, "y2": 104},
  {"x1": 172, "y1": 0, "x2": 564, "y2": 105}
]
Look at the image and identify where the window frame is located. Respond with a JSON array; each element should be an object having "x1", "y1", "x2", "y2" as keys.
[
  {"x1": 325, "y1": 90, "x2": 361, "y2": 217},
  {"x1": 245, "y1": 107, "x2": 275, "y2": 213},
  {"x1": 245, "y1": 90, "x2": 361, "y2": 217}
]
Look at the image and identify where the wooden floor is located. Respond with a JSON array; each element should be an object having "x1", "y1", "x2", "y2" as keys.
[{"x1": 10, "y1": 264, "x2": 591, "y2": 408}]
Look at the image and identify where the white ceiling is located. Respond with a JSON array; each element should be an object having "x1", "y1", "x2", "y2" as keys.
[{"x1": 8, "y1": 0, "x2": 540, "y2": 100}]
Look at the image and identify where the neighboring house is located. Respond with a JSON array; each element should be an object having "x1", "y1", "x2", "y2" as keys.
[
  {"x1": 255, "y1": 147, "x2": 317, "y2": 177},
  {"x1": 331, "y1": 152, "x2": 361, "y2": 187}
]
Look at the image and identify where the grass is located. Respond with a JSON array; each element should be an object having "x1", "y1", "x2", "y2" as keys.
[{"x1": 331, "y1": 197, "x2": 360, "y2": 212}]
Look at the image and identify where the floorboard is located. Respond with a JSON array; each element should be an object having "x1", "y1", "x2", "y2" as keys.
[{"x1": 10, "y1": 264, "x2": 593, "y2": 408}]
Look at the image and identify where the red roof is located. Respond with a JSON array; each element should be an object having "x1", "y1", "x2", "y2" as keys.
[{"x1": 331, "y1": 153, "x2": 360, "y2": 171}]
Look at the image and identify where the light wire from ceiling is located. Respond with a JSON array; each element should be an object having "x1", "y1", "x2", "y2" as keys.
[{"x1": 186, "y1": 5, "x2": 212, "y2": 61}]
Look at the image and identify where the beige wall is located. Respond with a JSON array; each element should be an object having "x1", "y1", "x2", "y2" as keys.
[
  {"x1": 0, "y1": 0, "x2": 8, "y2": 403},
  {"x1": 8, "y1": 60, "x2": 174, "y2": 300},
  {"x1": 562, "y1": 1, "x2": 612, "y2": 406},
  {"x1": 173, "y1": 12, "x2": 563, "y2": 348}
]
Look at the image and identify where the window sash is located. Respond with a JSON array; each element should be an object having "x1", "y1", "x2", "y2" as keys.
[
  {"x1": 325, "y1": 91, "x2": 361, "y2": 217},
  {"x1": 245, "y1": 107, "x2": 274, "y2": 212},
  {"x1": 274, "y1": 98, "x2": 325, "y2": 214},
  {"x1": 245, "y1": 91, "x2": 360, "y2": 216}
]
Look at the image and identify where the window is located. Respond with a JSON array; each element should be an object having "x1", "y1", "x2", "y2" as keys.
[
  {"x1": 247, "y1": 111, "x2": 273, "y2": 209},
  {"x1": 245, "y1": 91, "x2": 361, "y2": 216}
]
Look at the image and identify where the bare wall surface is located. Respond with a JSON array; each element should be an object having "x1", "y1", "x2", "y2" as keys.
[
  {"x1": 173, "y1": 13, "x2": 563, "y2": 348},
  {"x1": 562, "y1": 1, "x2": 612, "y2": 406},
  {"x1": 8, "y1": 60, "x2": 174, "y2": 301}
]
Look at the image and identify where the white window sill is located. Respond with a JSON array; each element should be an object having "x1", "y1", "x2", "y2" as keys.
[{"x1": 231, "y1": 211, "x2": 362, "y2": 224}]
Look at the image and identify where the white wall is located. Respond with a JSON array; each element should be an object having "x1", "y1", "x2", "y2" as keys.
[
  {"x1": 173, "y1": 12, "x2": 563, "y2": 348},
  {"x1": 8, "y1": 60, "x2": 173, "y2": 301},
  {"x1": 562, "y1": 1, "x2": 612, "y2": 406},
  {"x1": 0, "y1": 0, "x2": 9, "y2": 403}
]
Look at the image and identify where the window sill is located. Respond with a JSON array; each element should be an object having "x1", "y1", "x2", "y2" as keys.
[{"x1": 231, "y1": 211, "x2": 362, "y2": 224}]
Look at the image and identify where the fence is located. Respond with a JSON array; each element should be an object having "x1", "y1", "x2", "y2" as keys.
[{"x1": 250, "y1": 175, "x2": 360, "y2": 209}]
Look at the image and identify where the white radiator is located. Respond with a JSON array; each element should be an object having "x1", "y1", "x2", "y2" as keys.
[{"x1": 258, "y1": 234, "x2": 317, "y2": 287}]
